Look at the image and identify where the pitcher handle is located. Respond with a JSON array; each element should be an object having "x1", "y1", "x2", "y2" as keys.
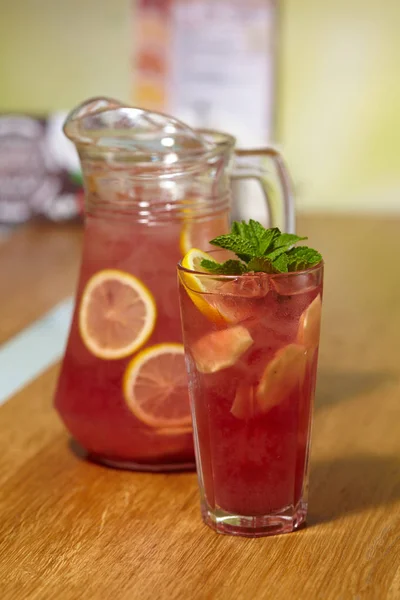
[{"x1": 232, "y1": 148, "x2": 295, "y2": 233}]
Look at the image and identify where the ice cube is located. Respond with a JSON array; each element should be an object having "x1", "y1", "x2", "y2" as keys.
[
  {"x1": 270, "y1": 271, "x2": 320, "y2": 297},
  {"x1": 215, "y1": 273, "x2": 270, "y2": 298}
]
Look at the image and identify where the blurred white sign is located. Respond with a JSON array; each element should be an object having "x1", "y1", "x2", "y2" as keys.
[{"x1": 133, "y1": 0, "x2": 277, "y2": 147}]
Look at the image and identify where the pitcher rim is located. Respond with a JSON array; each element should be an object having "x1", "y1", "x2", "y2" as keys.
[{"x1": 63, "y1": 97, "x2": 236, "y2": 165}]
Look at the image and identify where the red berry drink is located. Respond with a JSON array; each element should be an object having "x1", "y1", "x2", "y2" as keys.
[{"x1": 178, "y1": 252, "x2": 323, "y2": 535}]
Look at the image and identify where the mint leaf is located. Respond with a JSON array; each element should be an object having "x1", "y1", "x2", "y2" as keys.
[
  {"x1": 198, "y1": 258, "x2": 221, "y2": 272},
  {"x1": 265, "y1": 233, "x2": 308, "y2": 261},
  {"x1": 219, "y1": 221, "x2": 280, "y2": 257},
  {"x1": 248, "y1": 219, "x2": 267, "y2": 240},
  {"x1": 200, "y1": 258, "x2": 248, "y2": 275},
  {"x1": 209, "y1": 234, "x2": 256, "y2": 262},
  {"x1": 256, "y1": 226, "x2": 281, "y2": 255},
  {"x1": 265, "y1": 246, "x2": 290, "y2": 262},
  {"x1": 247, "y1": 220, "x2": 279, "y2": 253},
  {"x1": 286, "y1": 246, "x2": 322, "y2": 271},
  {"x1": 271, "y1": 233, "x2": 307, "y2": 250},
  {"x1": 248, "y1": 252, "x2": 289, "y2": 274},
  {"x1": 231, "y1": 220, "x2": 251, "y2": 239},
  {"x1": 272, "y1": 253, "x2": 289, "y2": 273},
  {"x1": 248, "y1": 256, "x2": 276, "y2": 273}
]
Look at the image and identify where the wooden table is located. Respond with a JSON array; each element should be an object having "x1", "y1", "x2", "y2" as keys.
[{"x1": 0, "y1": 216, "x2": 399, "y2": 600}]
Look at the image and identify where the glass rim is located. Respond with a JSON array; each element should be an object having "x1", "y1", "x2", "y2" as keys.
[{"x1": 177, "y1": 254, "x2": 324, "y2": 280}]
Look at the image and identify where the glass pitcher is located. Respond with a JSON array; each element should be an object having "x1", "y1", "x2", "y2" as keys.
[{"x1": 54, "y1": 97, "x2": 295, "y2": 471}]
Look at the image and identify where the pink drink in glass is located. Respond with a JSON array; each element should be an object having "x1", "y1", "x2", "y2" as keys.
[{"x1": 178, "y1": 259, "x2": 323, "y2": 536}]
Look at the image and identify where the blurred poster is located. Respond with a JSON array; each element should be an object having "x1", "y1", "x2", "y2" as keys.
[{"x1": 132, "y1": 0, "x2": 278, "y2": 146}]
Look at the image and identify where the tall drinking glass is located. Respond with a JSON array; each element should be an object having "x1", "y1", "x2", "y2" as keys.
[{"x1": 178, "y1": 254, "x2": 323, "y2": 536}]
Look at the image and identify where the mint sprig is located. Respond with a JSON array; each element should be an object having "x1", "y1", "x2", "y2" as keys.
[{"x1": 200, "y1": 220, "x2": 322, "y2": 275}]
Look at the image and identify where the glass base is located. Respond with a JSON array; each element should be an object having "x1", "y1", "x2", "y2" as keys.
[
  {"x1": 89, "y1": 453, "x2": 196, "y2": 473},
  {"x1": 201, "y1": 500, "x2": 307, "y2": 538}
]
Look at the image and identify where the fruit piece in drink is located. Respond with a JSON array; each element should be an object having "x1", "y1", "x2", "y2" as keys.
[
  {"x1": 256, "y1": 343, "x2": 307, "y2": 413},
  {"x1": 191, "y1": 326, "x2": 253, "y2": 374}
]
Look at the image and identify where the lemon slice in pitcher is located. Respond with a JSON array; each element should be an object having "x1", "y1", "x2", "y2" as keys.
[
  {"x1": 79, "y1": 269, "x2": 156, "y2": 360},
  {"x1": 179, "y1": 213, "x2": 228, "y2": 255},
  {"x1": 123, "y1": 343, "x2": 192, "y2": 428}
]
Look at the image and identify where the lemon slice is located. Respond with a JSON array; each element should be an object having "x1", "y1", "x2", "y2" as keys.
[
  {"x1": 123, "y1": 343, "x2": 192, "y2": 428},
  {"x1": 179, "y1": 213, "x2": 228, "y2": 256},
  {"x1": 180, "y1": 222, "x2": 195, "y2": 257},
  {"x1": 230, "y1": 382, "x2": 256, "y2": 420},
  {"x1": 79, "y1": 269, "x2": 156, "y2": 360},
  {"x1": 181, "y1": 248, "x2": 271, "y2": 326},
  {"x1": 191, "y1": 325, "x2": 253, "y2": 374},
  {"x1": 256, "y1": 344, "x2": 307, "y2": 413},
  {"x1": 181, "y1": 247, "x2": 211, "y2": 274},
  {"x1": 180, "y1": 248, "x2": 226, "y2": 324},
  {"x1": 297, "y1": 294, "x2": 322, "y2": 349}
]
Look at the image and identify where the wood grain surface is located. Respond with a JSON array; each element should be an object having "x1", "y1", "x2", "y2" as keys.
[
  {"x1": 0, "y1": 222, "x2": 82, "y2": 344},
  {"x1": 0, "y1": 215, "x2": 399, "y2": 600}
]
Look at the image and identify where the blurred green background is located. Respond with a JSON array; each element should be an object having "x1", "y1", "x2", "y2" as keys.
[{"x1": 0, "y1": 0, "x2": 399, "y2": 213}]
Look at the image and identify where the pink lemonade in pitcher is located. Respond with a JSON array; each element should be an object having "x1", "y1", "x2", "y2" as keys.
[
  {"x1": 178, "y1": 223, "x2": 323, "y2": 536},
  {"x1": 55, "y1": 209, "x2": 229, "y2": 470}
]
